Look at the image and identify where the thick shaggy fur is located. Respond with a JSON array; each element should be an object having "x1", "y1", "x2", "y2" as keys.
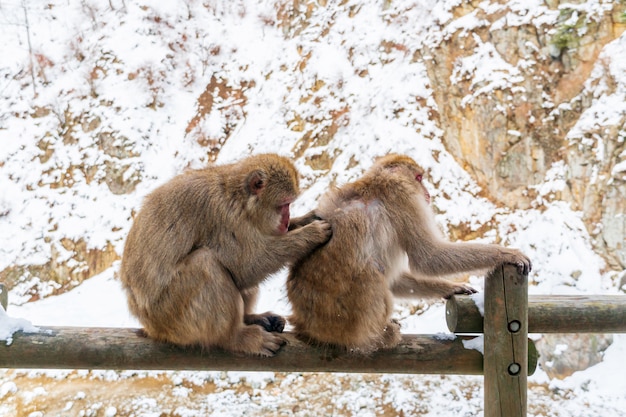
[
  {"x1": 121, "y1": 154, "x2": 331, "y2": 356},
  {"x1": 287, "y1": 154, "x2": 531, "y2": 353}
]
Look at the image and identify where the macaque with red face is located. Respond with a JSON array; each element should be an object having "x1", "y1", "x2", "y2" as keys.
[
  {"x1": 287, "y1": 154, "x2": 531, "y2": 353},
  {"x1": 121, "y1": 154, "x2": 331, "y2": 356}
]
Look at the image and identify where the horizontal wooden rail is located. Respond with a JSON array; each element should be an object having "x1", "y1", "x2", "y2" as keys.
[
  {"x1": 446, "y1": 294, "x2": 626, "y2": 334},
  {"x1": 0, "y1": 326, "x2": 537, "y2": 375}
]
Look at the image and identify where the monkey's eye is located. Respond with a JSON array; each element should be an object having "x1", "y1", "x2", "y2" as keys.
[{"x1": 415, "y1": 174, "x2": 423, "y2": 182}]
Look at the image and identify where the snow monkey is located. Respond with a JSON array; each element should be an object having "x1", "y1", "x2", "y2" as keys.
[
  {"x1": 120, "y1": 154, "x2": 332, "y2": 356},
  {"x1": 287, "y1": 154, "x2": 531, "y2": 353}
]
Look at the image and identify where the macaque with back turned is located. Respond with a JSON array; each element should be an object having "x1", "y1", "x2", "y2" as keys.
[{"x1": 287, "y1": 154, "x2": 531, "y2": 353}]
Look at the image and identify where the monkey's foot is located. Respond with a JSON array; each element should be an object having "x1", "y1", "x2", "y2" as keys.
[
  {"x1": 255, "y1": 331, "x2": 287, "y2": 357},
  {"x1": 380, "y1": 319, "x2": 402, "y2": 349},
  {"x1": 228, "y1": 325, "x2": 287, "y2": 357},
  {"x1": 444, "y1": 284, "x2": 477, "y2": 299},
  {"x1": 244, "y1": 312, "x2": 286, "y2": 333}
]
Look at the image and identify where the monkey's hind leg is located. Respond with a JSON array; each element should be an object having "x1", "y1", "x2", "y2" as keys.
[
  {"x1": 177, "y1": 248, "x2": 286, "y2": 357},
  {"x1": 209, "y1": 284, "x2": 287, "y2": 357},
  {"x1": 212, "y1": 279, "x2": 286, "y2": 357}
]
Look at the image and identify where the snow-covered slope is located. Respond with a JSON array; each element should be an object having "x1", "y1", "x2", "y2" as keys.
[{"x1": 1, "y1": 1, "x2": 625, "y2": 415}]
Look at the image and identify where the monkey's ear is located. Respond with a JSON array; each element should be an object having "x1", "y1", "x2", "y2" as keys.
[{"x1": 247, "y1": 170, "x2": 266, "y2": 195}]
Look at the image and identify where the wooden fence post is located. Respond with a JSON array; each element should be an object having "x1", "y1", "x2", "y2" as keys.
[{"x1": 484, "y1": 264, "x2": 528, "y2": 417}]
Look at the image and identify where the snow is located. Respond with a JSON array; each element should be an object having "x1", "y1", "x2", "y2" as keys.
[
  {"x1": 5, "y1": 265, "x2": 139, "y2": 328},
  {"x1": 0, "y1": 306, "x2": 39, "y2": 346},
  {"x1": 453, "y1": 33, "x2": 526, "y2": 106},
  {"x1": 462, "y1": 336, "x2": 485, "y2": 355},
  {"x1": 470, "y1": 291, "x2": 485, "y2": 316},
  {"x1": 1, "y1": 0, "x2": 625, "y2": 415}
]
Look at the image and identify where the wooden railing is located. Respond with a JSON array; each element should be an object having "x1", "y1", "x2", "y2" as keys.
[{"x1": 1, "y1": 265, "x2": 625, "y2": 417}]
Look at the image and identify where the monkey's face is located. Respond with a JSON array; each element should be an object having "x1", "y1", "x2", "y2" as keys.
[
  {"x1": 244, "y1": 156, "x2": 301, "y2": 236},
  {"x1": 275, "y1": 197, "x2": 293, "y2": 235},
  {"x1": 374, "y1": 154, "x2": 431, "y2": 204},
  {"x1": 248, "y1": 189, "x2": 297, "y2": 236},
  {"x1": 258, "y1": 174, "x2": 298, "y2": 236},
  {"x1": 251, "y1": 193, "x2": 295, "y2": 236},
  {"x1": 414, "y1": 173, "x2": 431, "y2": 205}
]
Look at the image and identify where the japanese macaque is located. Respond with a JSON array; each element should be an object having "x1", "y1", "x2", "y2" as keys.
[
  {"x1": 287, "y1": 154, "x2": 531, "y2": 353},
  {"x1": 120, "y1": 154, "x2": 332, "y2": 356}
]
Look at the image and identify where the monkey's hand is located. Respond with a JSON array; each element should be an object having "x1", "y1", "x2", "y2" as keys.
[
  {"x1": 297, "y1": 219, "x2": 332, "y2": 246},
  {"x1": 501, "y1": 249, "x2": 532, "y2": 275},
  {"x1": 288, "y1": 210, "x2": 322, "y2": 231}
]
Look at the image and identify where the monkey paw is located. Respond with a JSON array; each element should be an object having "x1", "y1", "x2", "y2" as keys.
[
  {"x1": 260, "y1": 314, "x2": 286, "y2": 333},
  {"x1": 502, "y1": 250, "x2": 532, "y2": 275},
  {"x1": 381, "y1": 319, "x2": 402, "y2": 349},
  {"x1": 244, "y1": 312, "x2": 286, "y2": 333},
  {"x1": 229, "y1": 325, "x2": 287, "y2": 357},
  {"x1": 305, "y1": 219, "x2": 333, "y2": 245},
  {"x1": 444, "y1": 284, "x2": 477, "y2": 299},
  {"x1": 514, "y1": 258, "x2": 532, "y2": 275},
  {"x1": 258, "y1": 332, "x2": 287, "y2": 357}
]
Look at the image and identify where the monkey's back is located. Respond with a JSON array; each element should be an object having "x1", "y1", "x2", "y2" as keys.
[
  {"x1": 120, "y1": 167, "x2": 240, "y2": 343},
  {"x1": 287, "y1": 193, "x2": 395, "y2": 352}
]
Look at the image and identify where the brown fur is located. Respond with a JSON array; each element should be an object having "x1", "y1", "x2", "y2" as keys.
[
  {"x1": 120, "y1": 154, "x2": 331, "y2": 356},
  {"x1": 287, "y1": 154, "x2": 531, "y2": 353}
]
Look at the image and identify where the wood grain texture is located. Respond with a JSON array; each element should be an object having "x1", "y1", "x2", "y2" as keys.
[
  {"x1": 484, "y1": 264, "x2": 528, "y2": 417},
  {"x1": 1, "y1": 327, "x2": 490, "y2": 374},
  {"x1": 447, "y1": 294, "x2": 626, "y2": 334}
]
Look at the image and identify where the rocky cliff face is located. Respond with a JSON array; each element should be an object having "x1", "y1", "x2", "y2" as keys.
[{"x1": 421, "y1": 2, "x2": 626, "y2": 269}]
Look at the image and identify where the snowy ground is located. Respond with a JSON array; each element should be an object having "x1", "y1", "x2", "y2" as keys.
[{"x1": 1, "y1": 0, "x2": 626, "y2": 415}]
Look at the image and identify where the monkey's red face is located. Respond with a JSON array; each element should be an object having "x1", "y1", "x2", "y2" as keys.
[
  {"x1": 415, "y1": 173, "x2": 431, "y2": 204},
  {"x1": 272, "y1": 195, "x2": 295, "y2": 235},
  {"x1": 278, "y1": 202, "x2": 291, "y2": 235}
]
